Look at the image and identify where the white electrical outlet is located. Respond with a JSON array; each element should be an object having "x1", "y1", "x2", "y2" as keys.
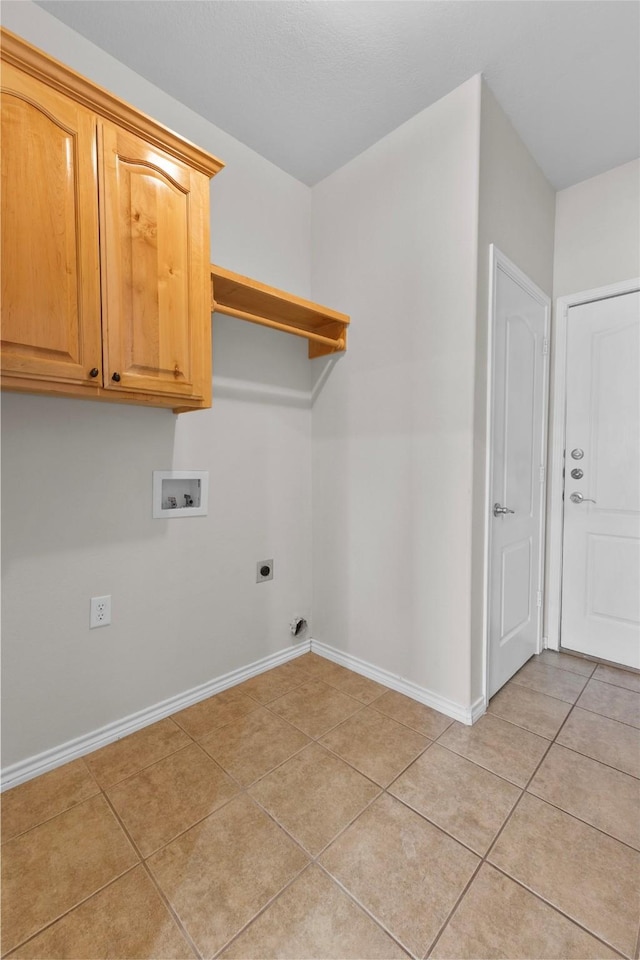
[{"x1": 90, "y1": 595, "x2": 111, "y2": 629}]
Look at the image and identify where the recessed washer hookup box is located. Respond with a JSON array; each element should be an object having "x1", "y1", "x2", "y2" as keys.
[{"x1": 152, "y1": 471, "x2": 209, "y2": 518}]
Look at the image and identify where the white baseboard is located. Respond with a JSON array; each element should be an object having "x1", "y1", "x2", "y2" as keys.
[
  {"x1": 2, "y1": 637, "x2": 485, "y2": 792},
  {"x1": 1, "y1": 641, "x2": 311, "y2": 792},
  {"x1": 311, "y1": 640, "x2": 485, "y2": 726},
  {"x1": 470, "y1": 695, "x2": 487, "y2": 723}
]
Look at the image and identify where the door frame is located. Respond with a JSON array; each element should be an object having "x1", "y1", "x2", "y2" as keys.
[
  {"x1": 482, "y1": 245, "x2": 551, "y2": 705},
  {"x1": 546, "y1": 276, "x2": 640, "y2": 651}
]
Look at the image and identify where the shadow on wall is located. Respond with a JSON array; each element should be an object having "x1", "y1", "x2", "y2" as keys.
[
  {"x1": 0, "y1": 391, "x2": 176, "y2": 567},
  {"x1": 213, "y1": 313, "x2": 341, "y2": 408},
  {"x1": 1, "y1": 316, "x2": 324, "y2": 570}
]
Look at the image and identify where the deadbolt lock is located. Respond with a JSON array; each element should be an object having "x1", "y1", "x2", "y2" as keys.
[
  {"x1": 570, "y1": 448, "x2": 584, "y2": 460},
  {"x1": 570, "y1": 467, "x2": 584, "y2": 479}
]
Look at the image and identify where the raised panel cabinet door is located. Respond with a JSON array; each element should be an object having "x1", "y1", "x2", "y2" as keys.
[
  {"x1": 1, "y1": 63, "x2": 102, "y2": 384},
  {"x1": 99, "y1": 122, "x2": 211, "y2": 402}
]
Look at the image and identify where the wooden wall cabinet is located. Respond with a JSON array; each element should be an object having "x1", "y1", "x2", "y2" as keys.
[{"x1": 1, "y1": 30, "x2": 223, "y2": 413}]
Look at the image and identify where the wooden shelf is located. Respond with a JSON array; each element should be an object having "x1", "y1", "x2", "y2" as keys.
[{"x1": 211, "y1": 264, "x2": 349, "y2": 358}]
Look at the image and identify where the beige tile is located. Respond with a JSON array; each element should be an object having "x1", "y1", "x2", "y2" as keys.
[
  {"x1": 8, "y1": 866, "x2": 194, "y2": 959},
  {"x1": 220, "y1": 865, "x2": 408, "y2": 959},
  {"x1": 319, "y1": 707, "x2": 428, "y2": 786},
  {"x1": 431, "y1": 863, "x2": 619, "y2": 959},
  {"x1": 1, "y1": 794, "x2": 138, "y2": 955},
  {"x1": 488, "y1": 682, "x2": 572, "y2": 739},
  {"x1": 106, "y1": 742, "x2": 238, "y2": 857},
  {"x1": 557, "y1": 707, "x2": 640, "y2": 779},
  {"x1": 372, "y1": 689, "x2": 454, "y2": 739},
  {"x1": 577, "y1": 678, "x2": 640, "y2": 728},
  {"x1": 292, "y1": 652, "x2": 339, "y2": 680},
  {"x1": 438, "y1": 714, "x2": 549, "y2": 787},
  {"x1": 237, "y1": 661, "x2": 310, "y2": 704},
  {"x1": 84, "y1": 719, "x2": 191, "y2": 788},
  {"x1": 148, "y1": 794, "x2": 309, "y2": 958},
  {"x1": 528, "y1": 743, "x2": 640, "y2": 850},
  {"x1": 593, "y1": 663, "x2": 640, "y2": 694},
  {"x1": 389, "y1": 743, "x2": 520, "y2": 855},
  {"x1": 1, "y1": 759, "x2": 99, "y2": 842},
  {"x1": 511, "y1": 660, "x2": 588, "y2": 703},
  {"x1": 489, "y1": 792, "x2": 640, "y2": 957},
  {"x1": 303, "y1": 659, "x2": 356, "y2": 684},
  {"x1": 269, "y1": 679, "x2": 362, "y2": 738},
  {"x1": 171, "y1": 687, "x2": 260, "y2": 740},
  {"x1": 249, "y1": 743, "x2": 380, "y2": 855},
  {"x1": 323, "y1": 667, "x2": 389, "y2": 704},
  {"x1": 201, "y1": 707, "x2": 310, "y2": 786},
  {"x1": 320, "y1": 793, "x2": 479, "y2": 957},
  {"x1": 534, "y1": 649, "x2": 596, "y2": 677}
]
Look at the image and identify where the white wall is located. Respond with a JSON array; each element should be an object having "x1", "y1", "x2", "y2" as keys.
[
  {"x1": 545, "y1": 159, "x2": 639, "y2": 650},
  {"x1": 471, "y1": 84, "x2": 555, "y2": 699},
  {"x1": 1, "y1": 2, "x2": 314, "y2": 768},
  {"x1": 311, "y1": 78, "x2": 482, "y2": 712},
  {"x1": 554, "y1": 158, "x2": 640, "y2": 298}
]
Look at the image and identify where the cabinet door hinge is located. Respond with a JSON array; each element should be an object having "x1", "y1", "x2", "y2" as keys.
[
  {"x1": 536, "y1": 590, "x2": 543, "y2": 607},
  {"x1": 539, "y1": 465, "x2": 546, "y2": 483},
  {"x1": 543, "y1": 338, "x2": 549, "y2": 356}
]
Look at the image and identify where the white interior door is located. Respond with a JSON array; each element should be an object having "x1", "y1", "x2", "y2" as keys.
[
  {"x1": 561, "y1": 292, "x2": 640, "y2": 668},
  {"x1": 488, "y1": 251, "x2": 550, "y2": 698}
]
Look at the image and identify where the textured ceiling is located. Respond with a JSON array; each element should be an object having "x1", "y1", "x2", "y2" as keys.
[{"x1": 34, "y1": 0, "x2": 640, "y2": 188}]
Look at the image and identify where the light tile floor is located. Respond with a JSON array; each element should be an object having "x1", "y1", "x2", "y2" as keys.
[{"x1": 2, "y1": 650, "x2": 639, "y2": 959}]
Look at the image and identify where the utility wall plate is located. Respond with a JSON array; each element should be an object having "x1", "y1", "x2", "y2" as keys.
[
  {"x1": 256, "y1": 560, "x2": 274, "y2": 582},
  {"x1": 153, "y1": 471, "x2": 208, "y2": 518}
]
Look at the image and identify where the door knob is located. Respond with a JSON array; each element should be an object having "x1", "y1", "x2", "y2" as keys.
[
  {"x1": 111, "y1": 372, "x2": 121, "y2": 382},
  {"x1": 89, "y1": 367, "x2": 99, "y2": 378},
  {"x1": 570, "y1": 448, "x2": 584, "y2": 460},
  {"x1": 493, "y1": 503, "x2": 515, "y2": 517},
  {"x1": 570, "y1": 492, "x2": 596, "y2": 504}
]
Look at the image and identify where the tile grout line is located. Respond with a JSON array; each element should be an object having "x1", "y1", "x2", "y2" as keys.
[
  {"x1": 525, "y1": 770, "x2": 640, "y2": 854},
  {"x1": 209, "y1": 864, "x2": 314, "y2": 960},
  {"x1": 99, "y1": 785, "x2": 204, "y2": 960},
  {"x1": 450, "y1": 689, "x2": 636, "y2": 959},
  {"x1": 480, "y1": 705, "x2": 640, "y2": 780},
  {"x1": 509, "y1": 676, "x2": 590, "y2": 705},
  {"x1": 536, "y1": 655, "x2": 598, "y2": 677},
  {"x1": 211, "y1": 789, "x2": 411, "y2": 958},
  {"x1": 486, "y1": 862, "x2": 629, "y2": 960},
  {"x1": 137, "y1": 860, "x2": 203, "y2": 960},
  {"x1": 86, "y1": 722, "x2": 199, "y2": 790},
  {"x1": 204, "y1": 707, "x2": 406, "y2": 960},
  {"x1": 421, "y1": 860, "x2": 485, "y2": 959},
  {"x1": 315, "y1": 862, "x2": 418, "y2": 959},
  {"x1": 0, "y1": 863, "x2": 141, "y2": 959},
  {"x1": 254, "y1": 663, "x2": 639, "y2": 958},
  {"x1": 115, "y1": 753, "x2": 314, "y2": 959},
  {"x1": 425, "y1": 685, "x2": 614, "y2": 959},
  {"x1": 5, "y1": 654, "x2": 638, "y2": 958},
  {"x1": 73, "y1": 689, "x2": 384, "y2": 877},
  {"x1": 590, "y1": 674, "x2": 640, "y2": 692},
  {"x1": 246, "y1": 703, "x2": 534, "y2": 959},
  {"x1": 424, "y1": 694, "x2": 571, "y2": 958},
  {"x1": 218, "y1": 672, "x2": 445, "y2": 957},
  {"x1": 120, "y1": 666, "x2": 396, "y2": 956},
  {"x1": 568, "y1": 700, "x2": 640, "y2": 732},
  {"x1": 424, "y1": 715, "x2": 567, "y2": 956}
]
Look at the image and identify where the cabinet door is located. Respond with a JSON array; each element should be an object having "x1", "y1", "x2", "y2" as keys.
[
  {"x1": 99, "y1": 122, "x2": 211, "y2": 401},
  {"x1": 1, "y1": 63, "x2": 102, "y2": 384}
]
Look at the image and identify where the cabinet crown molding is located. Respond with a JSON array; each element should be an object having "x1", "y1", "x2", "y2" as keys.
[{"x1": 1, "y1": 27, "x2": 224, "y2": 178}]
